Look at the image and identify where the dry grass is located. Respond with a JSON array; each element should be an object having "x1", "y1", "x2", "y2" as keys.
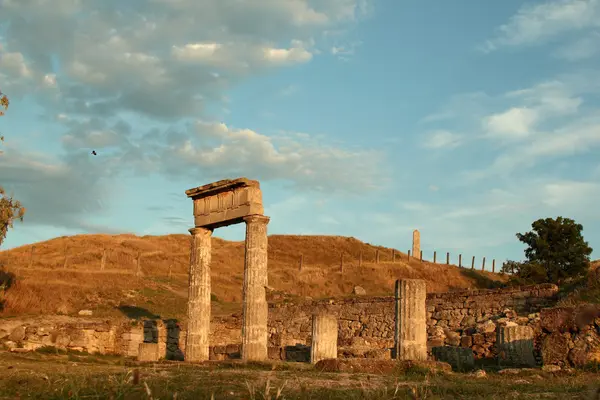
[
  {"x1": 0, "y1": 234, "x2": 507, "y2": 319},
  {"x1": 0, "y1": 351, "x2": 597, "y2": 399}
]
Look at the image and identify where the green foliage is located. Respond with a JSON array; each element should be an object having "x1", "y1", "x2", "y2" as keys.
[
  {"x1": 501, "y1": 260, "x2": 548, "y2": 285},
  {"x1": 0, "y1": 91, "x2": 25, "y2": 248},
  {"x1": 507, "y1": 217, "x2": 593, "y2": 285}
]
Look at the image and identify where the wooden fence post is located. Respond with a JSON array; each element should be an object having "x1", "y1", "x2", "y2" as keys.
[
  {"x1": 482, "y1": 257, "x2": 486, "y2": 271},
  {"x1": 459, "y1": 254, "x2": 462, "y2": 268},
  {"x1": 446, "y1": 252, "x2": 450, "y2": 265},
  {"x1": 492, "y1": 259, "x2": 495, "y2": 273},
  {"x1": 471, "y1": 256, "x2": 475, "y2": 270},
  {"x1": 63, "y1": 245, "x2": 69, "y2": 269},
  {"x1": 407, "y1": 250, "x2": 411, "y2": 261},
  {"x1": 420, "y1": 250, "x2": 423, "y2": 262},
  {"x1": 100, "y1": 248, "x2": 107, "y2": 271},
  {"x1": 29, "y1": 246, "x2": 34, "y2": 268},
  {"x1": 136, "y1": 252, "x2": 142, "y2": 277},
  {"x1": 433, "y1": 251, "x2": 437, "y2": 264}
]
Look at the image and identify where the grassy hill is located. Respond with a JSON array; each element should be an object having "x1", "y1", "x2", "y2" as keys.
[{"x1": 0, "y1": 234, "x2": 507, "y2": 321}]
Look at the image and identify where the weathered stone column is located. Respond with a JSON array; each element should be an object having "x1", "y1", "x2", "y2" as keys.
[
  {"x1": 395, "y1": 279, "x2": 427, "y2": 361},
  {"x1": 497, "y1": 325, "x2": 536, "y2": 367},
  {"x1": 185, "y1": 227, "x2": 212, "y2": 362},
  {"x1": 412, "y1": 230, "x2": 420, "y2": 261},
  {"x1": 241, "y1": 214, "x2": 270, "y2": 361},
  {"x1": 310, "y1": 314, "x2": 338, "y2": 364}
]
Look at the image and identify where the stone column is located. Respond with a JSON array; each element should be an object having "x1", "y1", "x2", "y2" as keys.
[
  {"x1": 412, "y1": 230, "x2": 420, "y2": 261},
  {"x1": 241, "y1": 214, "x2": 270, "y2": 361},
  {"x1": 395, "y1": 279, "x2": 427, "y2": 361},
  {"x1": 310, "y1": 314, "x2": 338, "y2": 364},
  {"x1": 497, "y1": 325, "x2": 536, "y2": 367},
  {"x1": 185, "y1": 227, "x2": 212, "y2": 362}
]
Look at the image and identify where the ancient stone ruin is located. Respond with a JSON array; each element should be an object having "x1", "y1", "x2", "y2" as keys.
[
  {"x1": 185, "y1": 178, "x2": 270, "y2": 362},
  {"x1": 412, "y1": 229, "x2": 420, "y2": 259}
]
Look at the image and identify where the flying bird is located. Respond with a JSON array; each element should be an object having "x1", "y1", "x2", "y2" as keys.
[{"x1": 91, "y1": 150, "x2": 97, "y2": 155}]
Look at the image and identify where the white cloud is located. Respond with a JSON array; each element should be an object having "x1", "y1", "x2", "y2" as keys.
[
  {"x1": 481, "y1": 0, "x2": 600, "y2": 52},
  {"x1": 554, "y1": 31, "x2": 600, "y2": 60},
  {"x1": 171, "y1": 43, "x2": 222, "y2": 62},
  {"x1": 262, "y1": 46, "x2": 313, "y2": 65},
  {"x1": 542, "y1": 181, "x2": 600, "y2": 207},
  {"x1": 422, "y1": 130, "x2": 463, "y2": 149},
  {"x1": 483, "y1": 107, "x2": 538, "y2": 139}
]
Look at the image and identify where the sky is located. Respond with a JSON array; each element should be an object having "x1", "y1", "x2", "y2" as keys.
[{"x1": 0, "y1": 0, "x2": 599, "y2": 268}]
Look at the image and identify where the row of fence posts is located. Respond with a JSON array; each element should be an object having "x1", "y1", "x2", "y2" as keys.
[
  {"x1": 298, "y1": 249, "x2": 503, "y2": 274},
  {"x1": 21, "y1": 245, "x2": 509, "y2": 276}
]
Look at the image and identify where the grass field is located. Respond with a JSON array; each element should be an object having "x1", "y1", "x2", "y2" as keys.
[
  {"x1": 0, "y1": 350, "x2": 598, "y2": 400},
  {"x1": 0, "y1": 234, "x2": 507, "y2": 320}
]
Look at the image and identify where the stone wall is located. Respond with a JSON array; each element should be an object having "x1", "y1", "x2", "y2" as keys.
[
  {"x1": 0, "y1": 284, "x2": 564, "y2": 365},
  {"x1": 540, "y1": 305, "x2": 600, "y2": 367},
  {"x1": 268, "y1": 284, "x2": 559, "y2": 360}
]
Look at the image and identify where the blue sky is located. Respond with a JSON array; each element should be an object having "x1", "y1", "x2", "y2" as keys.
[{"x1": 1, "y1": 0, "x2": 599, "y2": 267}]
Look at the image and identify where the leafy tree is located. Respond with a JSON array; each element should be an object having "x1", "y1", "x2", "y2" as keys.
[
  {"x1": 501, "y1": 260, "x2": 547, "y2": 285},
  {"x1": 509, "y1": 217, "x2": 593, "y2": 284},
  {"x1": 0, "y1": 90, "x2": 26, "y2": 248}
]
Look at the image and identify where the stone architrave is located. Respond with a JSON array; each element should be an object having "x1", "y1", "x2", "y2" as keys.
[
  {"x1": 185, "y1": 178, "x2": 270, "y2": 362},
  {"x1": 186, "y1": 227, "x2": 212, "y2": 362},
  {"x1": 497, "y1": 325, "x2": 536, "y2": 367},
  {"x1": 241, "y1": 214, "x2": 270, "y2": 361},
  {"x1": 395, "y1": 279, "x2": 427, "y2": 361},
  {"x1": 310, "y1": 314, "x2": 338, "y2": 364},
  {"x1": 412, "y1": 230, "x2": 420, "y2": 261}
]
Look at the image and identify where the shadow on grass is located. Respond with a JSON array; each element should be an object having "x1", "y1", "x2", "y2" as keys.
[
  {"x1": 117, "y1": 305, "x2": 160, "y2": 319},
  {"x1": 459, "y1": 269, "x2": 506, "y2": 290}
]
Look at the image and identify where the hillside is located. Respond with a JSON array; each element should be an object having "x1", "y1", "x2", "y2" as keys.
[{"x1": 0, "y1": 234, "x2": 507, "y2": 320}]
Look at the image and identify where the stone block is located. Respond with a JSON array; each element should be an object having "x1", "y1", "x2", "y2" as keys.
[
  {"x1": 310, "y1": 314, "x2": 338, "y2": 364},
  {"x1": 497, "y1": 325, "x2": 536, "y2": 367},
  {"x1": 542, "y1": 332, "x2": 569, "y2": 366},
  {"x1": 138, "y1": 343, "x2": 160, "y2": 362},
  {"x1": 432, "y1": 346, "x2": 475, "y2": 372},
  {"x1": 187, "y1": 178, "x2": 264, "y2": 229},
  {"x1": 540, "y1": 307, "x2": 575, "y2": 333}
]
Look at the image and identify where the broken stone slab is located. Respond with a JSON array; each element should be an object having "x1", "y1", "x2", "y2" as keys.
[
  {"x1": 353, "y1": 286, "x2": 366, "y2": 296},
  {"x1": 138, "y1": 343, "x2": 160, "y2": 362},
  {"x1": 497, "y1": 325, "x2": 536, "y2": 368},
  {"x1": 432, "y1": 346, "x2": 475, "y2": 372}
]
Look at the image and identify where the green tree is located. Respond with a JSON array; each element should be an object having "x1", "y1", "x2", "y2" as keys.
[
  {"x1": 0, "y1": 90, "x2": 26, "y2": 248},
  {"x1": 514, "y1": 217, "x2": 593, "y2": 284}
]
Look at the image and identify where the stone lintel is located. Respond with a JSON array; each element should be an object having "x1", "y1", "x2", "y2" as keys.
[
  {"x1": 185, "y1": 177, "x2": 259, "y2": 199},
  {"x1": 186, "y1": 178, "x2": 264, "y2": 229}
]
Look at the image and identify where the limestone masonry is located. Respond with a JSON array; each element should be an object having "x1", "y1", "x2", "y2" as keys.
[{"x1": 3, "y1": 284, "x2": 600, "y2": 368}]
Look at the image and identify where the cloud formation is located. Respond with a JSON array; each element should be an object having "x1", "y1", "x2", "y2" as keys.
[
  {"x1": 481, "y1": 0, "x2": 600, "y2": 52},
  {"x1": 0, "y1": 0, "x2": 381, "y2": 232}
]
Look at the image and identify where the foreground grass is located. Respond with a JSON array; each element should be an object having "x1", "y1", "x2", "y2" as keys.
[{"x1": 0, "y1": 351, "x2": 598, "y2": 399}]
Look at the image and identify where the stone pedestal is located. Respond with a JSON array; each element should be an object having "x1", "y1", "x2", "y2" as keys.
[
  {"x1": 241, "y1": 215, "x2": 270, "y2": 361},
  {"x1": 395, "y1": 279, "x2": 427, "y2": 361},
  {"x1": 185, "y1": 227, "x2": 212, "y2": 362},
  {"x1": 432, "y1": 346, "x2": 475, "y2": 371},
  {"x1": 497, "y1": 325, "x2": 536, "y2": 367},
  {"x1": 138, "y1": 343, "x2": 159, "y2": 362},
  {"x1": 310, "y1": 314, "x2": 338, "y2": 364}
]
